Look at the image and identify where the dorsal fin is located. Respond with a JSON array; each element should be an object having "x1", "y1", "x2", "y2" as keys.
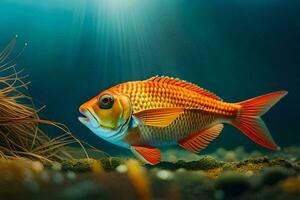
[{"x1": 147, "y1": 76, "x2": 221, "y2": 100}]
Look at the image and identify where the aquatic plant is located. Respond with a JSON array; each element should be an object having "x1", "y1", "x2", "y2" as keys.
[{"x1": 0, "y1": 36, "x2": 87, "y2": 163}]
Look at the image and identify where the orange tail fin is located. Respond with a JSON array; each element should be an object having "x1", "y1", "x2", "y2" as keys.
[{"x1": 231, "y1": 91, "x2": 288, "y2": 150}]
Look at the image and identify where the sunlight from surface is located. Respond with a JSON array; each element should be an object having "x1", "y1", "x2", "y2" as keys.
[
  {"x1": 104, "y1": 0, "x2": 137, "y2": 11},
  {"x1": 91, "y1": 0, "x2": 177, "y2": 81},
  {"x1": 1, "y1": 0, "x2": 191, "y2": 85},
  {"x1": 0, "y1": 0, "x2": 182, "y2": 81}
]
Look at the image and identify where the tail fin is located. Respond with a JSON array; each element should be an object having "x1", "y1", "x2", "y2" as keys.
[{"x1": 231, "y1": 91, "x2": 288, "y2": 151}]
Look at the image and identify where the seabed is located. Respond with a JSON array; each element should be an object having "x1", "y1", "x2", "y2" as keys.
[{"x1": 0, "y1": 146, "x2": 299, "y2": 200}]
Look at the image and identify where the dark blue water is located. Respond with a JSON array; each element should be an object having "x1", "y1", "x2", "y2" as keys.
[{"x1": 0, "y1": 0, "x2": 299, "y2": 155}]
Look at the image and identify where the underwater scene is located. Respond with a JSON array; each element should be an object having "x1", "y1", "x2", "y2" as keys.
[{"x1": 0, "y1": 0, "x2": 300, "y2": 199}]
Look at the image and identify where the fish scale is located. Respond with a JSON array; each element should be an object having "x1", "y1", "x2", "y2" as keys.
[
  {"x1": 112, "y1": 79, "x2": 239, "y2": 145},
  {"x1": 136, "y1": 110, "x2": 216, "y2": 144},
  {"x1": 114, "y1": 81, "x2": 238, "y2": 116}
]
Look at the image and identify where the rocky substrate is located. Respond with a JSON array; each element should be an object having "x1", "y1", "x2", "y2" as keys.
[{"x1": 0, "y1": 147, "x2": 300, "y2": 200}]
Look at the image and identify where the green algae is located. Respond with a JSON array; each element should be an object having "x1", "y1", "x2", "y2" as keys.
[
  {"x1": 99, "y1": 157, "x2": 123, "y2": 170},
  {"x1": 61, "y1": 159, "x2": 93, "y2": 172},
  {"x1": 147, "y1": 155, "x2": 223, "y2": 171},
  {"x1": 61, "y1": 157, "x2": 123, "y2": 172}
]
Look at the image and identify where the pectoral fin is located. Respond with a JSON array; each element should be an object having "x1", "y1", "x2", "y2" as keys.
[
  {"x1": 133, "y1": 107, "x2": 184, "y2": 127},
  {"x1": 131, "y1": 145, "x2": 161, "y2": 165},
  {"x1": 178, "y1": 124, "x2": 223, "y2": 153}
]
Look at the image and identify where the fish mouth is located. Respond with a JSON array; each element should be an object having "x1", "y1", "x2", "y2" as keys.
[
  {"x1": 78, "y1": 109, "x2": 116, "y2": 131},
  {"x1": 78, "y1": 109, "x2": 99, "y2": 128},
  {"x1": 78, "y1": 109, "x2": 90, "y2": 122},
  {"x1": 78, "y1": 115, "x2": 89, "y2": 123}
]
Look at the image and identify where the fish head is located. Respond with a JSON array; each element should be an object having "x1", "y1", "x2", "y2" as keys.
[{"x1": 78, "y1": 90, "x2": 132, "y2": 139}]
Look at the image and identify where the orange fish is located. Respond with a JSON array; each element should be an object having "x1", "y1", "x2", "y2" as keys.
[{"x1": 79, "y1": 76, "x2": 287, "y2": 165}]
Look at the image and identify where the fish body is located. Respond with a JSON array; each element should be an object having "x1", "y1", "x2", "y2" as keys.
[
  {"x1": 111, "y1": 78, "x2": 238, "y2": 145},
  {"x1": 79, "y1": 76, "x2": 287, "y2": 165}
]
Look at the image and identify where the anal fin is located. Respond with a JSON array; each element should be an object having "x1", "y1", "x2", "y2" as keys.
[
  {"x1": 178, "y1": 124, "x2": 223, "y2": 153},
  {"x1": 131, "y1": 145, "x2": 161, "y2": 165}
]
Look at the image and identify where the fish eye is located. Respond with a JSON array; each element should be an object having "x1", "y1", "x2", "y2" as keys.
[{"x1": 99, "y1": 94, "x2": 114, "y2": 109}]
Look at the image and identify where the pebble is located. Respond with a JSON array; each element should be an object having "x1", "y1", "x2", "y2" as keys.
[
  {"x1": 52, "y1": 162, "x2": 62, "y2": 171},
  {"x1": 156, "y1": 170, "x2": 174, "y2": 180},
  {"x1": 116, "y1": 164, "x2": 128, "y2": 173},
  {"x1": 66, "y1": 171, "x2": 76, "y2": 180},
  {"x1": 245, "y1": 171, "x2": 254, "y2": 177},
  {"x1": 176, "y1": 168, "x2": 187, "y2": 173},
  {"x1": 31, "y1": 161, "x2": 44, "y2": 173}
]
